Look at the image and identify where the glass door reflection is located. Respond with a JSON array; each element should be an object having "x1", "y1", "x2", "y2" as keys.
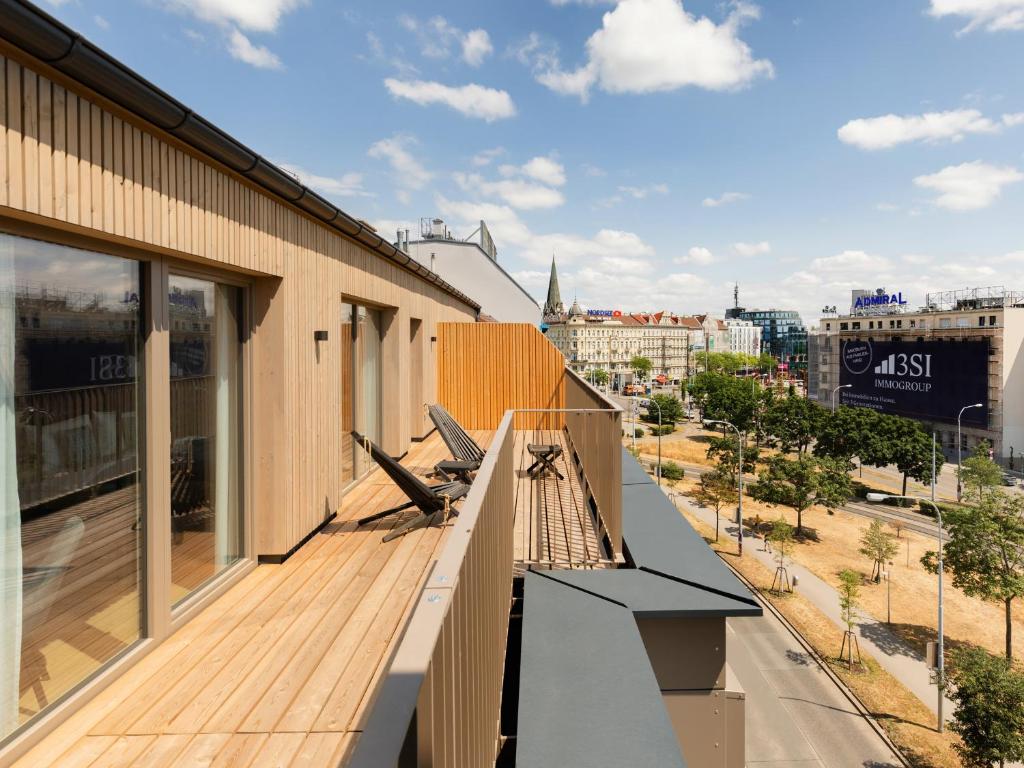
[
  {"x1": 168, "y1": 276, "x2": 243, "y2": 605},
  {"x1": 341, "y1": 303, "x2": 382, "y2": 485}
]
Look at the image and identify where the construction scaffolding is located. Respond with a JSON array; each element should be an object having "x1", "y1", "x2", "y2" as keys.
[{"x1": 923, "y1": 286, "x2": 1024, "y2": 312}]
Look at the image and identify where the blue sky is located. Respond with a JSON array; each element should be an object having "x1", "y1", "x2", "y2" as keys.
[{"x1": 41, "y1": 0, "x2": 1024, "y2": 325}]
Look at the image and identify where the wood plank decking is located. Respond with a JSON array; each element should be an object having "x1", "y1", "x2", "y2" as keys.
[
  {"x1": 13, "y1": 431, "x2": 491, "y2": 768},
  {"x1": 13, "y1": 426, "x2": 608, "y2": 767},
  {"x1": 512, "y1": 430, "x2": 611, "y2": 571}
]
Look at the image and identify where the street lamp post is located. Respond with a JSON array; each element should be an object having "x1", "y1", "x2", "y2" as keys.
[
  {"x1": 866, "y1": 431, "x2": 947, "y2": 731},
  {"x1": 706, "y1": 419, "x2": 744, "y2": 556},
  {"x1": 831, "y1": 383, "x2": 852, "y2": 413},
  {"x1": 956, "y1": 403, "x2": 984, "y2": 502}
]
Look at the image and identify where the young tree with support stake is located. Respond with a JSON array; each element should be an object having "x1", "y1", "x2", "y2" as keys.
[
  {"x1": 923, "y1": 490, "x2": 1024, "y2": 660},
  {"x1": 767, "y1": 517, "x2": 794, "y2": 593},
  {"x1": 946, "y1": 646, "x2": 1024, "y2": 767},
  {"x1": 838, "y1": 569, "x2": 863, "y2": 669},
  {"x1": 630, "y1": 355, "x2": 652, "y2": 383},
  {"x1": 859, "y1": 519, "x2": 899, "y2": 583},
  {"x1": 959, "y1": 440, "x2": 1004, "y2": 504}
]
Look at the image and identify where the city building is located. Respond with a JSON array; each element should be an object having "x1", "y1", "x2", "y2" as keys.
[
  {"x1": 0, "y1": 6, "x2": 758, "y2": 767},
  {"x1": 725, "y1": 285, "x2": 805, "y2": 363},
  {"x1": 738, "y1": 309, "x2": 807, "y2": 364},
  {"x1": 545, "y1": 307, "x2": 704, "y2": 387},
  {"x1": 725, "y1": 318, "x2": 762, "y2": 357},
  {"x1": 401, "y1": 217, "x2": 541, "y2": 325},
  {"x1": 808, "y1": 286, "x2": 1024, "y2": 463}
]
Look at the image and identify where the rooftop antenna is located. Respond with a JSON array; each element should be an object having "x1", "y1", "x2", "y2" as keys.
[{"x1": 734, "y1": 282, "x2": 739, "y2": 309}]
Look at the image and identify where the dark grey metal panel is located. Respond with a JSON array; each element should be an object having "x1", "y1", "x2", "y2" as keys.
[
  {"x1": 621, "y1": 465, "x2": 756, "y2": 607},
  {"x1": 621, "y1": 446, "x2": 651, "y2": 485},
  {"x1": 517, "y1": 572, "x2": 687, "y2": 768},
  {"x1": 543, "y1": 570, "x2": 761, "y2": 619}
]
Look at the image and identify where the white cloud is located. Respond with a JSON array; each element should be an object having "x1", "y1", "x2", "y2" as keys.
[
  {"x1": 398, "y1": 14, "x2": 494, "y2": 66},
  {"x1": 836, "y1": 108, "x2": 1024, "y2": 150},
  {"x1": 384, "y1": 78, "x2": 517, "y2": 121},
  {"x1": 582, "y1": 163, "x2": 607, "y2": 177},
  {"x1": 499, "y1": 155, "x2": 567, "y2": 187},
  {"x1": 620, "y1": 184, "x2": 670, "y2": 199},
  {"x1": 454, "y1": 173, "x2": 565, "y2": 210},
  {"x1": 928, "y1": 0, "x2": 1024, "y2": 33},
  {"x1": 94, "y1": 15, "x2": 110, "y2": 30},
  {"x1": 368, "y1": 135, "x2": 433, "y2": 203},
  {"x1": 277, "y1": 163, "x2": 371, "y2": 199},
  {"x1": 733, "y1": 241, "x2": 771, "y2": 256},
  {"x1": 702, "y1": 191, "x2": 749, "y2": 207},
  {"x1": 160, "y1": 0, "x2": 307, "y2": 33},
  {"x1": 462, "y1": 29, "x2": 494, "y2": 67},
  {"x1": 472, "y1": 147, "x2": 506, "y2": 166},
  {"x1": 678, "y1": 246, "x2": 715, "y2": 265},
  {"x1": 807, "y1": 250, "x2": 892, "y2": 280},
  {"x1": 227, "y1": 28, "x2": 283, "y2": 69},
  {"x1": 914, "y1": 161, "x2": 1023, "y2": 210},
  {"x1": 527, "y1": 0, "x2": 773, "y2": 101}
]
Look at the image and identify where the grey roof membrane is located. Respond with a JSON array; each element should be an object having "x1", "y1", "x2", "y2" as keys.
[
  {"x1": 620, "y1": 450, "x2": 759, "y2": 607},
  {"x1": 516, "y1": 572, "x2": 688, "y2": 768}
]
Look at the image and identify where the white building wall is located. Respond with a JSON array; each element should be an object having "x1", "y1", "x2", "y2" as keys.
[
  {"x1": 406, "y1": 240, "x2": 541, "y2": 324},
  {"x1": 1002, "y1": 308, "x2": 1024, "y2": 462}
]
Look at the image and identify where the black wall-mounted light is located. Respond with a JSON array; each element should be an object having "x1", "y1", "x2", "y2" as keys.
[
  {"x1": 314, "y1": 330, "x2": 329, "y2": 341},
  {"x1": 430, "y1": 336, "x2": 437, "y2": 342}
]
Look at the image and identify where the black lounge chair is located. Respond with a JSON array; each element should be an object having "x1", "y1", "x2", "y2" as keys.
[
  {"x1": 352, "y1": 431, "x2": 470, "y2": 542},
  {"x1": 428, "y1": 404, "x2": 486, "y2": 482}
]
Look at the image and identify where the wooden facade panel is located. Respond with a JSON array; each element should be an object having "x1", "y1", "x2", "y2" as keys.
[
  {"x1": 1, "y1": 52, "x2": 478, "y2": 559},
  {"x1": 437, "y1": 323, "x2": 566, "y2": 430}
]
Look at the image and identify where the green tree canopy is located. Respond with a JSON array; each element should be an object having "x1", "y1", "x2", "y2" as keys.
[
  {"x1": 706, "y1": 435, "x2": 760, "y2": 483},
  {"x1": 947, "y1": 646, "x2": 1024, "y2": 767},
  {"x1": 646, "y1": 393, "x2": 684, "y2": 424},
  {"x1": 762, "y1": 394, "x2": 824, "y2": 454},
  {"x1": 630, "y1": 355, "x2": 653, "y2": 381},
  {"x1": 838, "y1": 569, "x2": 861, "y2": 635},
  {"x1": 589, "y1": 368, "x2": 609, "y2": 386},
  {"x1": 750, "y1": 454, "x2": 852, "y2": 535},
  {"x1": 960, "y1": 440, "x2": 1004, "y2": 504},
  {"x1": 689, "y1": 372, "x2": 758, "y2": 432},
  {"x1": 813, "y1": 405, "x2": 884, "y2": 462},
  {"x1": 882, "y1": 415, "x2": 944, "y2": 497},
  {"x1": 922, "y1": 490, "x2": 1024, "y2": 660}
]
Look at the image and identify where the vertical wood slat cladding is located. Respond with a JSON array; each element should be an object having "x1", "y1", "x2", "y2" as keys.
[
  {"x1": 437, "y1": 323, "x2": 566, "y2": 430},
  {"x1": 1, "y1": 54, "x2": 477, "y2": 557}
]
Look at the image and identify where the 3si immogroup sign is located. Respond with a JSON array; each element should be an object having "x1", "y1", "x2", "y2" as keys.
[{"x1": 839, "y1": 339, "x2": 988, "y2": 426}]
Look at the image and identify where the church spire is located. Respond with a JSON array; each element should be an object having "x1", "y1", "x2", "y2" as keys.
[{"x1": 543, "y1": 255, "x2": 564, "y2": 319}]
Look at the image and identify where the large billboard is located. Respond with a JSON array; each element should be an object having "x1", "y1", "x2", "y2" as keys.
[{"x1": 839, "y1": 339, "x2": 988, "y2": 426}]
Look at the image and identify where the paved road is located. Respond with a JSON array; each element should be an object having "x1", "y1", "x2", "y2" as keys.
[{"x1": 729, "y1": 609, "x2": 903, "y2": 768}]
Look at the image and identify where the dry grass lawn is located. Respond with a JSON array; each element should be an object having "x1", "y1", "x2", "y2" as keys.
[
  {"x1": 646, "y1": 442, "x2": 1024, "y2": 661},
  {"x1": 682, "y1": 510, "x2": 963, "y2": 768}
]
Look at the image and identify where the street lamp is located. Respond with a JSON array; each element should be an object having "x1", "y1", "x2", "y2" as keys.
[
  {"x1": 706, "y1": 419, "x2": 744, "y2": 556},
  {"x1": 956, "y1": 403, "x2": 984, "y2": 502},
  {"x1": 646, "y1": 396, "x2": 663, "y2": 485},
  {"x1": 831, "y1": 383, "x2": 852, "y2": 413}
]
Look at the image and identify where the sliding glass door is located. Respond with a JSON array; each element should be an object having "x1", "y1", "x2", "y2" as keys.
[
  {"x1": 341, "y1": 303, "x2": 382, "y2": 485},
  {"x1": 1, "y1": 234, "x2": 143, "y2": 741},
  {"x1": 168, "y1": 276, "x2": 243, "y2": 605}
]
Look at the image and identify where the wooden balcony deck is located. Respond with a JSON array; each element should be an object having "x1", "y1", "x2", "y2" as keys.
[
  {"x1": 512, "y1": 430, "x2": 611, "y2": 571},
  {"x1": 12, "y1": 430, "x2": 491, "y2": 768},
  {"x1": 13, "y1": 426, "x2": 607, "y2": 767}
]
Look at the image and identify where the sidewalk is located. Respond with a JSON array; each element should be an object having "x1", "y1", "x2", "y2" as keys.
[{"x1": 676, "y1": 491, "x2": 956, "y2": 725}]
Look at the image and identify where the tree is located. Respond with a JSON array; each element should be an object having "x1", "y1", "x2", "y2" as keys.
[
  {"x1": 767, "y1": 517, "x2": 795, "y2": 592},
  {"x1": 814, "y1": 405, "x2": 883, "y2": 462},
  {"x1": 646, "y1": 393, "x2": 684, "y2": 425},
  {"x1": 589, "y1": 368, "x2": 609, "y2": 386},
  {"x1": 750, "y1": 454, "x2": 852, "y2": 536},
  {"x1": 757, "y1": 351, "x2": 776, "y2": 373},
  {"x1": 947, "y1": 646, "x2": 1024, "y2": 767},
  {"x1": 762, "y1": 394, "x2": 823, "y2": 454},
  {"x1": 923, "y1": 491, "x2": 1024, "y2": 660},
  {"x1": 859, "y1": 519, "x2": 899, "y2": 582},
  {"x1": 692, "y1": 468, "x2": 735, "y2": 541},
  {"x1": 883, "y1": 415, "x2": 944, "y2": 497},
  {"x1": 960, "y1": 440, "x2": 1004, "y2": 504},
  {"x1": 689, "y1": 371, "x2": 757, "y2": 431},
  {"x1": 837, "y1": 569, "x2": 862, "y2": 668},
  {"x1": 706, "y1": 436, "x2": 760, "y2": 483},
  {"x1": 630, "y1": 355, "x2": 652, "y2": 381}
]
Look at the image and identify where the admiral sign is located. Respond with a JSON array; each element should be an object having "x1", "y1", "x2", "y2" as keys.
[{"x1": 839, "y1": 339, "x2": 988, "y2": 426}]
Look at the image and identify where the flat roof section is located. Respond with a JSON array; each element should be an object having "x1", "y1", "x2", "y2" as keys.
[{"x1": 516, "y1": 571, "x2": 688, "y2": 768}]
